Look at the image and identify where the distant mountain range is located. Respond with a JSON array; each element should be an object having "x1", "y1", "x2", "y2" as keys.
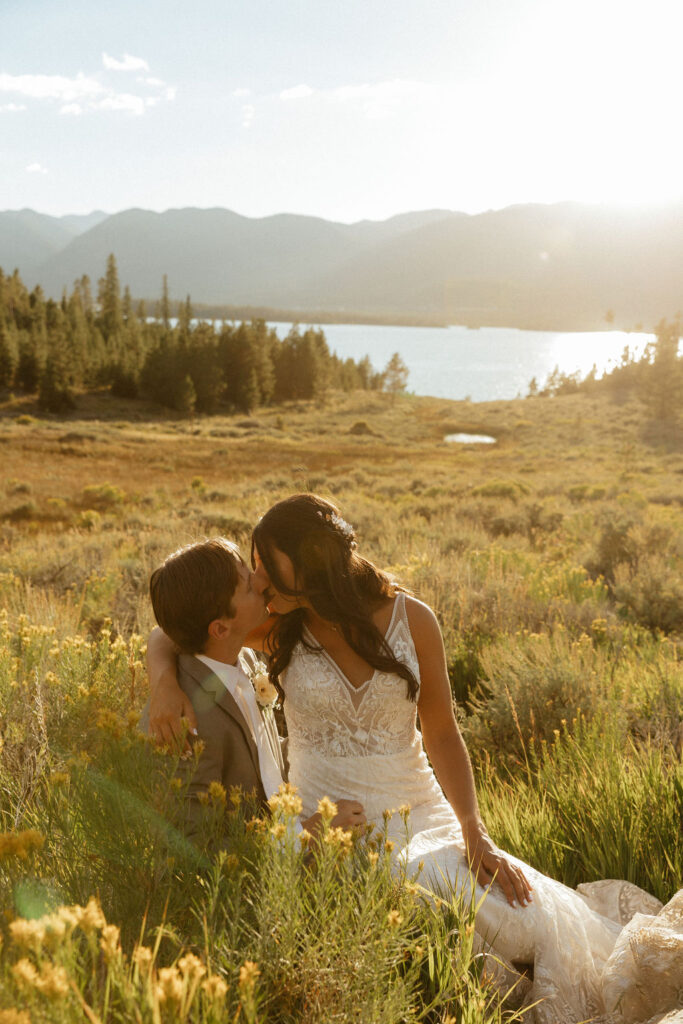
[{"x1": 1, "y1": 203, "x2": 682, "y2": 330}]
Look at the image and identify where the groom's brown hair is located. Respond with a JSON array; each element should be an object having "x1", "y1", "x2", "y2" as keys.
[{"x1": 150, "y1": 538, "x2": 241, "y2": 654}]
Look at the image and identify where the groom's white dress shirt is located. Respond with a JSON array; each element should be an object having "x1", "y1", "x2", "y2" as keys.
[{"x1": 196, "y1": 653, "x2": 284, "y2": 800}]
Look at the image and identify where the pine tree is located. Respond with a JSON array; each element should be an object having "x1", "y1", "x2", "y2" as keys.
[
  {"x1": 15, "y1": 335, "x2": 40, "y2": 392},
  {"x1": 0, "y1": 322, "x2": 14, "y2": 388},
  {"x1": 39, "y1": 353, "x2": 75, "y2": 412},
  {"x1": 641, "y1": 318, "x2": 682, "y2": 425},
  {"x1": 122, "y1": 285, "x2": 133, "y2": 322},
  {"x1": 185, "y1": 323, "x2": 223, "y2": 412},
  {"x1": 382, "y1": 351, "x2": 409, "y2": 395},
  {"x1": 160, "y1": 275, "x2": 171, "y2": 330},
  {"x1": 97, "y1": 254, "x2": 124, "y2": 343},
  {"x1": 178, "y1": 294, "x2": 193, "y2": 341},
  {"x1": 174, "y1": 374, "x2": 196, "y2": 416}
]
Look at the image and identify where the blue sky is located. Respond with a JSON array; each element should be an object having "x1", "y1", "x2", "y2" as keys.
[{"x1": 2, "y1": 0, "x2": 682, "y2": 221}]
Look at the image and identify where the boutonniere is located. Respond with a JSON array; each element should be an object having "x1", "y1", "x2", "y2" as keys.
[{"x1": 251, "y1": 671, "x2": 279, "y2": 709}]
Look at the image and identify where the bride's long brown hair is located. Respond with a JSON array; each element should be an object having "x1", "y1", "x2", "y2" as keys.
[{"x1": 251, "y1": 493, "x2": 419, "y2": 703}]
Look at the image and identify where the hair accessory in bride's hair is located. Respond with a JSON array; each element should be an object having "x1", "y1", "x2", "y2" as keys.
[{"x1": 316, "y1": 508, "x2": 357, "y2": 548}]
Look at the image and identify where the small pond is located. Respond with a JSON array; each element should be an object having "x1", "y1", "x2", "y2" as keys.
[{"x1": 444, "y1": 433, "x2": 497, "y2": 444}]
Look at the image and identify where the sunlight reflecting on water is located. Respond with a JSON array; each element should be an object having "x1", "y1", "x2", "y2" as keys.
[{"x1": 268, "y1": 323, "x2": 655, "y2": 402}]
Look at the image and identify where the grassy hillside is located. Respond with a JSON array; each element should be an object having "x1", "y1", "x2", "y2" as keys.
[{"x1": 0, "y1": 389, "x2": 681, "y2": 1021}]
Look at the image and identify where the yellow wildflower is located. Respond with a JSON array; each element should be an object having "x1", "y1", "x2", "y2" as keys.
[
  {"x1": 50, "y1": 772, "x2": 70, "y2": 788},
  {"x1": 0, "y1": 829, "x2": 44, "y2": 861},
  {"x1": 100, "y1": 924, "x2": 121, "y2": 960},
  {"x1": 9, "y1": 918, "x2": 46, "y2": 950},
  {"x1": 132, "y1": 945, "x2": 154, "y2": 972},
  {"x1": 386, "y1": 910, "x2": 403, "y2": 928},
  {"x1": 12, "y1": 958, "x2": 39, "y2": 988},
  {"x1": 126, "y1": 709, "x2": 141, "y2": 730},
  {"x1": 96, "y1": 710, "x2": 125, "y2": 739},
  {"x1": 238, "y1": 960, "x2": 260, "y2": 992},
  {"x1": 170, "y1": 777, "x2": 183, "y2": 791},
  {"x1": 202, "y1": 974, "x2": 229, "y2": 1000},
  {"x1": 317, "y1": 796, "x2": 337, "y2": 821},
  {"x1": 35, "y1": 963, "x2": 69, "y2": 999},
  {"x1": 229, "y1": 786, "x2": 243, "y2": 808},
  {"x1": 268, "y1": 783, "x2": 303, "y2": 817},
  {"x1": 222, "y1": 853, "x2": 239, "y2": 872},
  {"x1": 323, "y1": 827, "x2": 353, "y2": 852},
  {"x1": 178, "y1": 953, "x2": 206, "y2": 981},
  {"x1": 79, "y1": 897, "x2": 106, "y2": 934},
  {"x1": 156, "y1": 966, "x2": 184, "y2": 1004},
  {"x1": 56, "y1": 905, "x2": 82, "y2": 931},
  {"x1": 269, "y1": 823, "x2": 287, "y2": 840},
  {"x1": 299, "y1": 829, "x2": 313, "y2": 849},
  {"x1": 367, "y1": 851, "x2": 379, "y2": 867},
  {"x1": 0, "y1": 1009, "x2": 32, "y2": 1024},
  {"x1": 207, "y1": 781, "x2": 226, "y2": 806}
]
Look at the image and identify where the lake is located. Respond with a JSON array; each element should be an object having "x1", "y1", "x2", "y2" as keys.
[{"x1": 268, "y1": 323, "x2": 654, "y2": 403}]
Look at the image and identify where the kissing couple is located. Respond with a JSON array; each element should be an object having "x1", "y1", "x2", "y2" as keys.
[{"x1": 146, "y1": 492, "x2": 682, "y2": 1024}]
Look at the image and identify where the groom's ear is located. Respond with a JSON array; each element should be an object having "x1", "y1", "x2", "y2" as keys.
[{"x1": 207, "y1": 616, "x2": 233, "y2": 641}]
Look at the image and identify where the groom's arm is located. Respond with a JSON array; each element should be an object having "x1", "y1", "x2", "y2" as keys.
[{"x1": 147, "y1": 627, "x2": 199, "y2": 749}]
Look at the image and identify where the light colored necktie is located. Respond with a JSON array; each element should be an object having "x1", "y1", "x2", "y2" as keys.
[
  {"x1": 232, "y1": 672, "x2": 283, "y2": 798},
  {"x1": 232, "y1": 673, "x2": 261, "y2": 743}
]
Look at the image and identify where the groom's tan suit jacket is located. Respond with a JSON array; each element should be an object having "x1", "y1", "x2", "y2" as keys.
[{"x1": 168, "y1": 649, "x2": 285, "y2": 840}]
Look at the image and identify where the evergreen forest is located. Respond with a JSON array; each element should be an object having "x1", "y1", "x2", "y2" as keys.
[{"x1": 0, "y1": 256, "x2": 386, "y2": 416}]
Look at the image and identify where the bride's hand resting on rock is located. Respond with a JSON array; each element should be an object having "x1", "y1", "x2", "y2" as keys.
[{"x1": 464, "y1": 826, "x2": 533, "y2": 908}]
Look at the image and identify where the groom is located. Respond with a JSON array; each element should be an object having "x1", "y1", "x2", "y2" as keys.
[{"x1": 147, "y1": 537, "x2": 365, "y2": 841}]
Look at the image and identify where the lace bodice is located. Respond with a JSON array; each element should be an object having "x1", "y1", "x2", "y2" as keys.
[{"x1": 282, "y1": 592, "x2": 420, "y2": 758}]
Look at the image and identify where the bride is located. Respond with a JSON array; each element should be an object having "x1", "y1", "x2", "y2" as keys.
[{"x1": 148, "y1": 493, "x2": 682, "y2": 1024}]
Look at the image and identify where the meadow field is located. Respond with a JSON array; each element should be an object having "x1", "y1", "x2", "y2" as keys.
[{"x1": 0, "y1": 386, "x2": 681, "y2": 1022}]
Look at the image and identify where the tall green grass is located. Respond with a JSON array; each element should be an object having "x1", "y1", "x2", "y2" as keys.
[{"x1": 0, "y1": 392, "x2": 681, "y2": 1020}]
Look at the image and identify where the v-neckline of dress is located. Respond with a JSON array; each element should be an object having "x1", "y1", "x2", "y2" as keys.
[{"x1": 302, "y1": 594, "x2": 403, "y2": 706}]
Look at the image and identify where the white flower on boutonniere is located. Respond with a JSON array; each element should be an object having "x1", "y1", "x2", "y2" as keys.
[{"x1": 252, "y1": 672, "x2": 279, "y2": 708}]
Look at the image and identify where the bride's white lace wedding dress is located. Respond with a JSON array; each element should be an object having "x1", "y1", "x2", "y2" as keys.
[{"x1": 282, "y1": 593, "x2": 683, "y2": 1024}]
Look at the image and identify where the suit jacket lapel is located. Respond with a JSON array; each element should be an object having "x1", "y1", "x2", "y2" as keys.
[{"x1": 178, "y1": 654, "x2": 263, "y2": 780}]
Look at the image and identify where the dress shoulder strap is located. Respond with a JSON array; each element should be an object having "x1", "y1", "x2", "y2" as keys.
[{"x1": 386, "y1": 590, "x2": 409, "y2": 639}]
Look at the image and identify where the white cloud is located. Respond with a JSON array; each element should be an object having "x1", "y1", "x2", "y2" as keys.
[
  {"x1": 232, "y1": 87, "x2": 251, "y2": 98},
  {"x1": 97, "y1": 93, "x2": 146, "y2": 116},
  {"x1": 0, "y1": 71, "x2": 104, "y2": 102},
  {"x1": 0, "y1": 64, "x2": 175, "y2": 118},
  {"x1": 280, "y1": 84, "x2": 314, "y2": 101},
  {"x1": 26, "y1": 162, "x2": 48, "y2": 174},
  {"x1": 140, "y1": 76, "x2": 165, "y2": 87},
  {"x1": 332, "y1": 79, "x2": 433, "y2": 119},
  {"x1": 242, "y1": 103, "x2": 255, "y2": 128},
  {"x1": 102, "y1": 52, "x2": 150, "y2": 72},
  {"x1": 0, "y1": 102, "x2": 26, "y2": 112}
]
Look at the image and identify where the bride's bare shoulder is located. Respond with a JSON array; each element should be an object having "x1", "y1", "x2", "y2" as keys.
[{"x1": 402, "y1": 594, "x2": 441, "y2": 640}]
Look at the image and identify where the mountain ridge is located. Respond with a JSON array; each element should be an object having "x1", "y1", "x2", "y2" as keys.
[{"x1": 1, "y1": 202, "x2": 681, "y2": 330}]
